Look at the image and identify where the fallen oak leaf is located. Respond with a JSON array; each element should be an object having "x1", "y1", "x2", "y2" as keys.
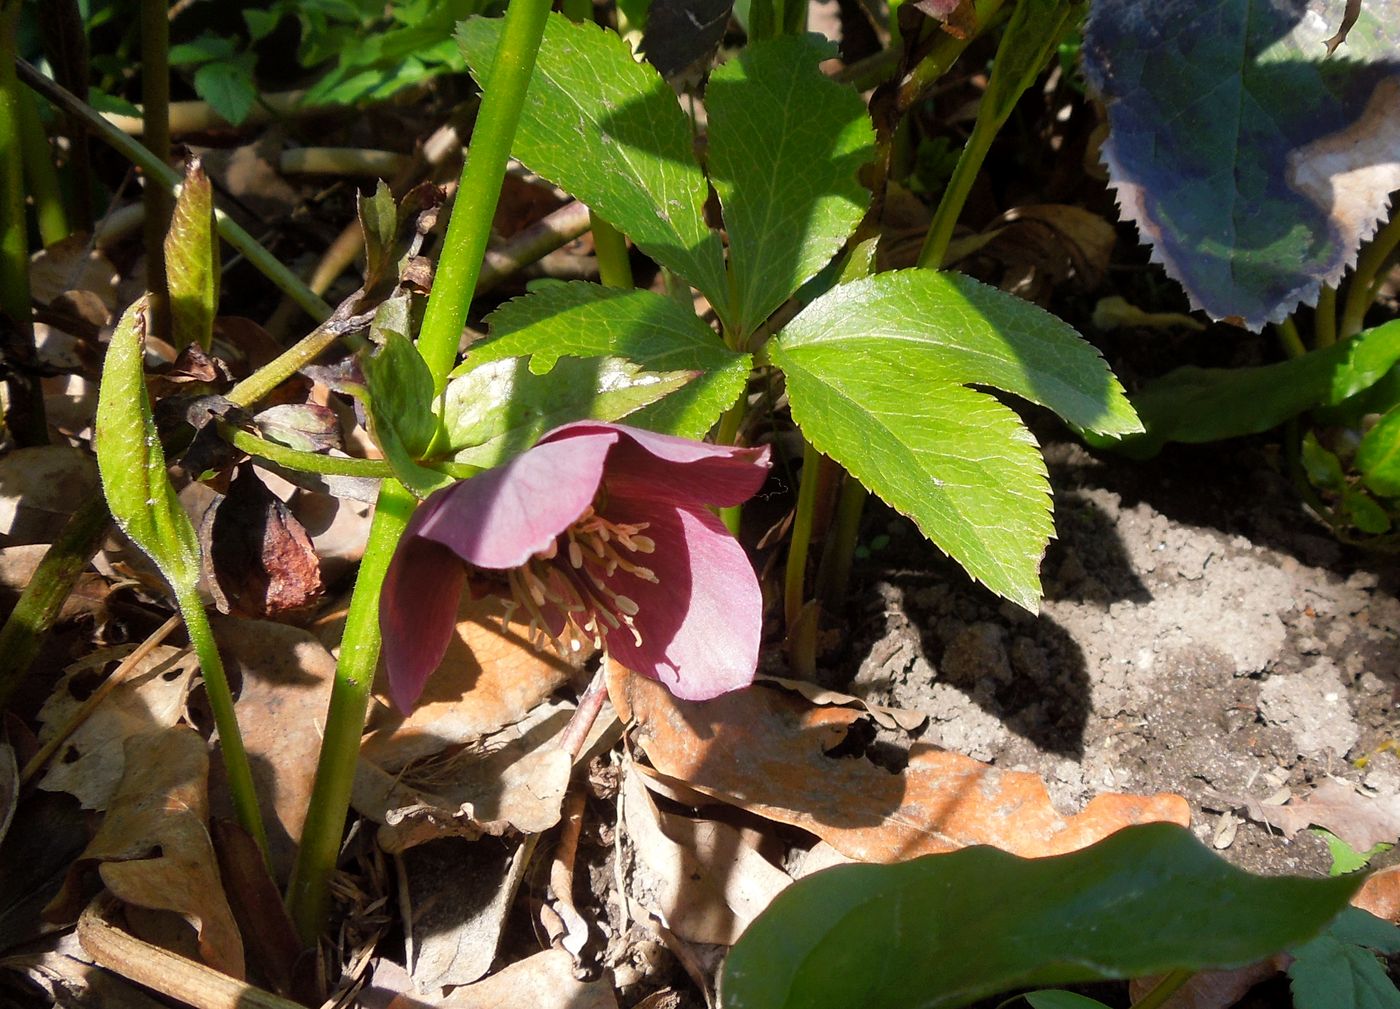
[
  {"x1": 45, "y1": 728, "x2": 245, "y2": 979},
  {"x1": 609, "y1": 669, "x2": 1189, "y2": 861},
  {"x1": 1353, "y1": 865, "x2": 1400, "y2": 923},
  {"x1": 1211, "y1": 777, "x2": 1400, "y2": 852}
]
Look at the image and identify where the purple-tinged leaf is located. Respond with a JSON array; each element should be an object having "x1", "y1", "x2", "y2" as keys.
[{"x1": 1082, "y1": 0, "x2": 1400, "y2": 330}]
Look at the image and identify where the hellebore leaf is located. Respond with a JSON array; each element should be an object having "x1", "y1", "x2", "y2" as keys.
[
  {"x1": 1082, "y1": 0, "x2": 1400, "y2": 329},
  {"x1": 94, "y1": 297, "x2": 202, "y2": 595},
  {"x1": 476, "y1": 282, "x2": 752, "y2": 437},
  {"x1": 362, "y1": 323, "x2": 449, "y2": 497},
  {"x1": 1288, "y1": 908, "x2": 1400, "y2": 1009},
  {"x1": 1357, "y1": 405, "x2": 1400, "y2": 498},
  {"x1": 769, "y1": 270, "x2": 1139, "y2": 611},
  {"x1": 1089, "y1": 319, "x2": 1400, "y2": 458},
  {"x1": 164, "y1": 158, "x2": 218, "y2": 351},
  {"x1": 721, "y1": 823, "x2": 1360, "y2": 1009},
  {"x1": 457, "y1": 15, "x2": 729, "y2": 317},
  {"x1": 705, "y1": 35, "x2": 874, "y2": 337},
  {"x1": 442, "y1": 355, "x2": 696, "y2": 468}
]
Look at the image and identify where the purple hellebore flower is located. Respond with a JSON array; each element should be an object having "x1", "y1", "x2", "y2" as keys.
[{"x1": 380, "y1": 421, "x2": 772, "y2": 712}]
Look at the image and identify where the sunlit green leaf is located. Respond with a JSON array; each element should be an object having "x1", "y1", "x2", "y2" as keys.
[
  {"x1": 164, "y1": 158, "x2": 218, "y2": 352},
  {"x1": 362, "y1": 316, "x2": 447, "y2": 496},
  {"x1": 1356, "y1": 406, "x2": 1400, "y2": 498}
]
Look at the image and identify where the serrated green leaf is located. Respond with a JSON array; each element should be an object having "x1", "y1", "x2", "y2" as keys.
[
  {"x1": 443, "y1": 355, "x2": 696, "y2": 467},
  {"x1": 1319, "y1": 907, "x2": 1400, "y2": 955},
  {"x1": 474, "y1": 282, "x2": 751, "y2": 437},
  {"x1": 704, "y1": 35, "x2": 874, "y2": 336},
  {"x1": 1289, "y1": 934, "x2": 1400, "y2": 1009},
  {"x1": 721, "y1": 823, "x2": 1360, "y2": 1009},
  {"x1": 770, "y1": 270, "x2": 1139, "y2": 610},
  {"x1": 457, "y1": 15, "x2": 729, "y2": 317},
  {"x1": 1357, "y1": 406, "x2": 1400, "y2": 498},
  {"x1": 362, "y1": 324, "x2": 447, "y2": 496},
  {"x1": 164, "y1": 158, "x2": 218, "y2": 352},
  {"x1": 1092, "y1": 321, "x2": 1400, "y2": 459},
  {"x1": 192, "y1": 54, "x2": 257, "y2": 125},
  {"x1": 95, "y1": 297, "x2": 201, "y2": 593},
  {"x1": 1316, "y1": 827, "x2": 1392, "y2": 876},
  {"x1": 1082, "y1": 1, "x2": 1400, "y2": 329}
]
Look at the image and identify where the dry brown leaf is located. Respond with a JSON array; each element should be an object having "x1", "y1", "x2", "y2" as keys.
[
  {"x1": 211, "y1": 618, "x2": 337, "y2": 879},
  {"x1": 361, "y1": 595, "x2": 578, "y2": 772},
  {"x1": 610, "y1": 670, "x2": 1190, "y2": 861},
  {"x1": 37, "y1": 645, "x2": 199, "y2": 810},
  {"x1": 1226, "y1": 777, "x2": 1400, "y2": 852},
  {"x1": 1129, "y1": 957, "x2": 1289, "y2": 1009},
  {"x1": 758, "y1": 675, "x2": 926, "y2": 732},
  {"x1": 361, "y1": 948, "x2": 618, "y2": 1009},
  {"x1": 623, "y1": 763, "x2": 792, "y2": 945},
  {"x1": 29, "y1": 234, "x2": 119, "y2": 309},
  {"x1": 0, "y1": 446, "x2": 100, "y2": 544},
  {"x1": 1353, "y1": 864, "x2": 1400, "y2": 923},
  {"x1": 45, "y1": 729, "x2": 245, "y2": 979},
  {"x1": 355, "y1": 700, "x2": 575, "y2": 854}
]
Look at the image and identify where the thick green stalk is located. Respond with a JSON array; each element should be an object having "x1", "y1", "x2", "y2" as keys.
[
  {"x1": 219, "y1": 423, "x2": 394, "y2": 478},
  {"x1": 140, "y1": 0, "x2": 173, "y2": 342},
  {"x1": 286, "y1": 479, "x2": 415, "y2": 940},
  {"x1": 1275, "y1": 317, "x2": 1307, "y2": 360},
  {"x1": 174, "y1": 581, "x2": 269, "y2": 858},
  {"x1": 0, "y1": 2, "x2": 47, "y2": 447},
  {"x1": 1314, "y1": 284, "x2": 1338, "y2": 349},
  {"x1": 715, "y1": 396, "x2": 747, "y2": 534},
  {"x1": 784, "y1": 441, "x2": 823, "y2": 633},
  {"x1": 16, "y1": 59, "x2": 331, "y2": 321},
  {"x1": 815, "y1": 473, "x2": 868, "y2": 613},
  {"x1": 0, "y1": 496, "x2": 110, "y2": 708},
  {"x1": 916, "y1": 0, "x2": 1069, "y2": 270},
  {"x1": 894, "y1": 0, "x2": 1007, "y2": 115},
  {"x1": 1340, "y1": 213, "x2": 1400, "y2": 340},
  {"x1": 416, "y1": 0, "x2": 556, "y2": 391},
  {"x1": 18, "y1": 88, "x2": 69, "y2": 245}
]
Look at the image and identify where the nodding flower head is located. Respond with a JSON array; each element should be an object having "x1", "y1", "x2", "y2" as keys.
[{"x1": 379, "y1": 422, "x2": 771, "y2": 712}]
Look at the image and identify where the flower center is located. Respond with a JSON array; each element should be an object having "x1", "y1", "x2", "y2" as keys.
[{"x1": 501, "y1": 506, "x2": 656, "y2": 657}]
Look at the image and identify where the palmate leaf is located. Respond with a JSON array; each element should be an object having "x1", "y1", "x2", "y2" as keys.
[
  {"x1": 1082, "y1": 0, "x2": 1400, "y2": 329},
  {"x1": 769, "y1": 270, "x2": 1139, "y2": 611},
  {"x1": 705, "y1": 35, "x2": 874, "y2": 337},
  {"x1": 457, "y1": 15, "x2": 729, "y2": 318},
  {"x1": 474, "y1": 282, "x2": 751, "y2": 438},
  {"x1": 721, "y1": 823, "x2": 1360, "y2": 1009}
]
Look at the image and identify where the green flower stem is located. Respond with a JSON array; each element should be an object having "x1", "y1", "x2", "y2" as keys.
[
  {"x1": 784, "y1": 441, "x2": 823, "y2": 633},
  {"x1": 916, "y1": 0, "x2": 1062, "y2": 270},
  {"x1": 894, "y1": 0, "x2": 1007, "y2": 116},
  {"x1": 0, "y1": 496, "x2": 110, "y2": 709},
  {"x1": 1276, "y1": 317, "x2": 1307, "y2": 360},
  {"x1": 416, "y1": 0, "x2": 555, "y2": 392},
  {"x1": 287, "y1": 478, "x2": 415, "y2": 941},
  {"x1": 815, "y1": 472, "x2": 868, "y2": 614},
  {"x1": 218, "y1": 423, "x2": 394, "y2": 478},
  {"x1": 226, "y1": 321, "x2": 343, "y2": 409},
  {"x1": 1, "y1": 2, "x2": 47, "y2": 447},
  {"x1": 18, "y1": 87, "x2": 69, "y2": 246},
  {"x1": 1314, "y1": 284, "x2": 1338, "y2": 349},
  {"x1": 1132, "y1": 969, "x2": 1195, "y2": 1009},
  {"x1": 140, "y1": 0, "x2": 172, "y2": 342},
  {"x1": 1340, "y1": 212, "x2": 1400, "y2": 340},
  {"x1": 715, "y1": 394, "x2": 747, "y2": 534},
  {"x1": 15, "y1": 59, "x2": 331, "y2": 322},
  {"x1": 172, "y1": 580, "x2": 269, "y2": 860}
]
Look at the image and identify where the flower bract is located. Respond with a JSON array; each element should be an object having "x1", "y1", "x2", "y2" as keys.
[{"x1": 380, "y1": 422, "x2": 771, "y2": 712}]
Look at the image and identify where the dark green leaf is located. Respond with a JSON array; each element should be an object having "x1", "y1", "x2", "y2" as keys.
[
  {"x1": 981, "y1": 0, "x2": 1077, "y2": 125},
  {"x1": 704, "y1": 35, "x2": 874, "y2": 336},
  {"x1": 1357, "y1": 406, "x2": 1400, "y2": 497},
  {"x1": 1289, "y1": 935, "x2": 1400, "y2": 1009},
  {"x1": 164, "y1": 158, "x2": 219, "y2": 352},
  {"x1": 1343, "y1": 487, "x2": 1390, "y2": 534},
  {"x1": 1302, "y1": 432, "x2": 1346, "y2": 490},
  {"x1": 168, "y1": 34, "x2": 239, "y2": 66},
  {"x1": 1318, "y1": 907, "x2": 1400, "y2": 955},
  {"x1": 1091, "y1": 321, "x2": 1400, "y2": 459},
  {"x1": 1082, "y1": 1, "x2": 1400, "y2": 329},
  {"x1": 443, "y1": 356, "x2": 696, "y2": 468},
  {"x1": 192, "y1": 54, "x2": 258, "y2": 125},
  {"x1": 362, "y1": 323, "x2": 447, "y2": 496},
  {"x1": 721, "y1": 823, "x2": 1360, "y2": 1009},
  {"x1": 94, "y1": 298, "x2": 201, "y2": 594},
  {"x1": 1023, "y1": 994, "x2": 1114, "y2": 1009},
  {"x1": 475, "y1": 282, "x2": 751, "y2": 437},
  {"x1": 769, "y1": 270, "x2": 1139, "y2": 610},
  {"x1": 358, "y1": 180, "x2": 399, "y2": 295},
  {"x1": 457, "y1": 15, "x2": 729, "y2": 317}
]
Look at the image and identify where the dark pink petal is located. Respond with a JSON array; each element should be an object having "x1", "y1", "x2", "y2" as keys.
[
  {"x1": 598, "y1": 496, "x2": 762, "y2": 700},
  {"x1": 380, "y1": 536, "x2": 467, "y2": 712},
  {"x1": 541, "y1": 422, "x2": 770, "y2": 508},
  {"x1": 416, "y1": 431, "x2": 617, "y2": 568}
]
